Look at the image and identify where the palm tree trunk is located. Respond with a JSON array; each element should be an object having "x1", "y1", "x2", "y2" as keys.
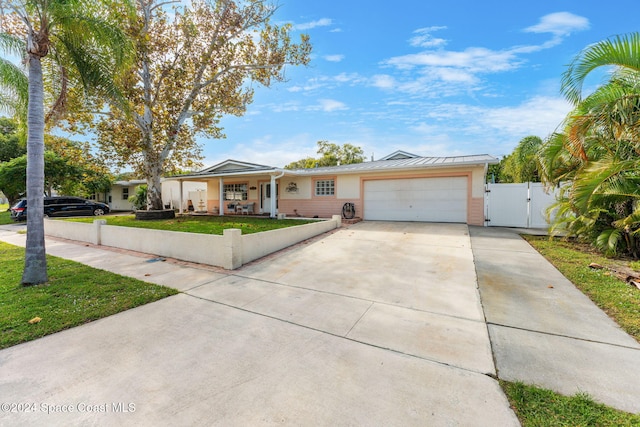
[{"x1": 21, "y1": 55, "x2": 48, "y2": 286}]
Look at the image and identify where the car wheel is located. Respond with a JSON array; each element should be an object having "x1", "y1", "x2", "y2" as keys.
[{"x1": 93, "y1": 208, "x2": 105, "y2": 216}]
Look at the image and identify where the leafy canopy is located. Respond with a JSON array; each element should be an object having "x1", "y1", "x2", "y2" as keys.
[
  {"x1": 89, "y1": 0, "x2": 312, "y2": 209},
  {"x1": 541, "y1": 32, "x2": 640, "y2": 257},
  {"x1": 285, "y1": 141, "x2": 365, "y2": 169}
]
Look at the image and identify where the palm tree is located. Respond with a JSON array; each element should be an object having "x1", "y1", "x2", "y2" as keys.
[
  {"x1": 501, "y1": 136, "x2": 543, "y2": 183},
  {"x1": 541, "y1": 33, "x2": 640, "y2": 256},
  {"x1": 0, "y1": 0, "x2": 131, "y2": 285}
]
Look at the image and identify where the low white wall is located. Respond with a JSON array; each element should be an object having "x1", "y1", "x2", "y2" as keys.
[
  {"x1": 44, "y1": 219, "x2": 99, "y2": 244},
  {"x1": 241, "y1": 218, "x2": 338, "y2": 265},
  {"x1": 100, "y1": 225, "x2": 226, "y2": 267},
  {"x1": 44, "y1": 216, "x2": 340, "y2": 270}
]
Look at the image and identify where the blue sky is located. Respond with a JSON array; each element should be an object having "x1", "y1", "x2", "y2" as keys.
[{"x1": 205, "y1": 0, "x2": 640, "y2": 168}]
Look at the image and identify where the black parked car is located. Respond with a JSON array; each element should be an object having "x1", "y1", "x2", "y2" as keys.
[{"x1": 10, "y1": 196, "x2": 110, "y2": 221}]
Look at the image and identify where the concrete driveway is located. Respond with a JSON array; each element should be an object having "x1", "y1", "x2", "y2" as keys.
[{"x1": 0, "y1": 222, "x2": 519, "y2": 426}]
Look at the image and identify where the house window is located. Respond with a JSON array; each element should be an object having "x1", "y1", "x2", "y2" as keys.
[
  {"x1": 224, "y1": 183, "x2": 248, "y2": 201},
  {"x1": 315, "y1": 179, "x2": 335, "y2": 196},
  {"x1": 122, "y1": 187, "x2": 129, "y2": 200}
]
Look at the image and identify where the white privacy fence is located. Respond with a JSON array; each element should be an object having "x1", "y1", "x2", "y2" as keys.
[{"x1": 485, "y1": 182, "x2": 560, "y2": 228}]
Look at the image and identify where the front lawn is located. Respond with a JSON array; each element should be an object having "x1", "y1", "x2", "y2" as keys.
[
  {"x1": 0, "y1": 204, "x2": 12, "y2": 225},
  {"x1": 68, "y1": 214, "x2": 318, "y2": 235},
  {"x1": 502, "y1": 381, "x2": 640, "y2": 426},
  {"x1": 0, "y1": 241, "x2": 178, "y2": 349},
  {"x1": 523, "y1": 235, "x2": 640, "y2": 342}
]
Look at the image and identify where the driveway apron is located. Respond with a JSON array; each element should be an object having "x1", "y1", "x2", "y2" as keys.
[{"x1": 0, "y1": 222, "x2": 519, "y2": 426}]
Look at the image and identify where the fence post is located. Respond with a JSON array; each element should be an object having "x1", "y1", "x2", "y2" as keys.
[
  {"x1": 223, "y1": 228, "x2": 243, "y2": 270},
  {"x1": 92, "y1": 219, "x2": 106, "y2": 245}
]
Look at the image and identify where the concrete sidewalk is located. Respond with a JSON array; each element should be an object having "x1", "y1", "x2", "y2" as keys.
[{"x1": 470, "y1": 226, "x2": 640, "y2": 414}]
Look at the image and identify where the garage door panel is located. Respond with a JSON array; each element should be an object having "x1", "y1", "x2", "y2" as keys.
[{"x1": 364, "y1": 177, "x2": 467, "y2": 222}]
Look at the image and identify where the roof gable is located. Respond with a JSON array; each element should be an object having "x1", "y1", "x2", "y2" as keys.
[
  {"x1": 199, "y1": 159, "x2": 274, "y2": 174},
  {"x1": 378, "y1": 150, "x2": 420, "y2": 161}
]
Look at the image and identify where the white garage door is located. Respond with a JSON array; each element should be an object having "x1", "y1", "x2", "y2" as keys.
[{"x1": 364, "y1": 177, "x2": 468, "y2": 222}]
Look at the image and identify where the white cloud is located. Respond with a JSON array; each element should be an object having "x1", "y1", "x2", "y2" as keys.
[
  {"x1": 426, "y1": 67, "x2": 478, "y2": 84},
  {"x1": 385, "y1": 47, "x2": 520, "y2": 73},
  {"x1": 478, "y1": 96, "x2": 572, "y2": 137},
  {"x1": 524, "y1": 12, "x2": 590, "y2": 36},
  {"x1": 293, "y1": 18, "x2": 333, "y2": 31},
  {"x1": 286, "y1": 79, "x2": 326, "y2": 92},
  {"x1": 315, "y1": 99, "x2": 348, "y2": 112},
  {"x1": 324, "y1": 54, "x2": 345, "y2": 62},
  {"x1": 409, "y1": 26, "x2": 448, "y2": 48},
  {"x1": 208, "y1": 134, "x2": 318, "y2": 167},
  {"x1": 270, "y1": 101, "x2": 302, "y2": 113},
  {"x1": 375, "y1": 13, "x2": 589, "y2": 100},
  {"x1": 333, "y1": 72, "x2": 365, "y2": 84},
  {"x1": 370, "y1": 74, "x2": 396, "y2": 89}
]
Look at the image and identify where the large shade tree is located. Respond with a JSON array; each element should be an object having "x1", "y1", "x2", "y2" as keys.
[
  {"x1": 0, "y1": 0, "x2": 131, "y2": 285},
  {"x1": 540, "y1": 33, "x2": 640, "y2": 257},
  {"x1": 93, "y1": 0, "x2": 311, "y2": 210}
]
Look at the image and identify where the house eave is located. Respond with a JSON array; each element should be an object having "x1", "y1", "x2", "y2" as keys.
[{"x1": 166, "y1": 168, "x2": 288, "y2": 181}]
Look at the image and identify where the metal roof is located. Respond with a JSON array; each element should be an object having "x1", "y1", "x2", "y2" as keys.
[
  {"x1": 288, "y1": 154, "x2": 499, "y2": 175},
  {"x1": 167, "y1": 154, "x2": 498, "y2": 180}
]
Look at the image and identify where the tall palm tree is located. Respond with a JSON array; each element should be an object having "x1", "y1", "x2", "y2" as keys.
[{"x1": 0, "y1": 0, "x2": 131, "y2": 285}]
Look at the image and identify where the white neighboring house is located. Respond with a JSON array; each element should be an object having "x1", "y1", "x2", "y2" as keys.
[{"x1": 108, "y1": 179, "x2": 207, "y2": 211}]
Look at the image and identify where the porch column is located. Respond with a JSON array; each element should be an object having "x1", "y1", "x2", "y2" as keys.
[
  {"x1": 270, "y1": 174, "x2": 277, "y2": 218},
  {"x1": 219, "y1": 177, "x2": 224, "y2": 216},
  {"x1": 178, "y1": 179, "x2": 184, "y2": 214}
]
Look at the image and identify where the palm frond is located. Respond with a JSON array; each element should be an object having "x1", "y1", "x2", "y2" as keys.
[
  {"x1": 0, "y1": 56, "x2": 28, "y2": 130},
  {"x1": 561, "y1": 32, "x2": 640, "y2": 105},
  {"x1": 0, "y1": 33, "x2": 26, "y2": 58},
  {"x1": 595, "y1": 228, "x2": 623, "y2": 256},
  {"x1": 571, "y1": 157, "x2": 638, "y2": 211}
]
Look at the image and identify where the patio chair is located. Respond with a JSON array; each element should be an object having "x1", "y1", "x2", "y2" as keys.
[{"x1": 241, "y1": 202, "x2": 255, "y2": 215}]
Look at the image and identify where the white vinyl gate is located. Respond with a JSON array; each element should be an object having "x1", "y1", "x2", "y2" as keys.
[{"x1": 485, "y1": 182, "x2": 559, "y2": 228}]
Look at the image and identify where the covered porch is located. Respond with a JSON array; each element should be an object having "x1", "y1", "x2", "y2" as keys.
[{"x1": 167, "y1": 160, "x2": 288, "y2": 218}]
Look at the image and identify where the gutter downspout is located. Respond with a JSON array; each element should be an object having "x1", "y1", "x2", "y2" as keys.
[
  {"x1": 270, "y1": 169, "x2": 285, "y2": 218},
  {"x1": 483, "y1": 162, "x2": 489, "y2": 227},
  {"x1": 219, "y1": 177, "x2": 225, "y2": 216}
]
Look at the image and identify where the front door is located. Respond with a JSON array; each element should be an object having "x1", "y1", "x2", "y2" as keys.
[{"x1": 261, "y1": 183, "x2": 278, "y2": 214}]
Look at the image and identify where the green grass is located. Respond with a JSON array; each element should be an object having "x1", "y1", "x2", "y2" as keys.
[
  {"x1": 68, "y1": 214, "x2": 317, "y2": 235},
  {"x1": 502, "y1": 381, "x2": 640, "y2": 426},
  {"x1": 0, "y1": 241, "x2": 178, "y2": 349},
  {"x1": 522, "y1": 235, "x2": 640, "y2": 342},
  {"x1": 0, "y1": 204, "x2": 12, "y2": 225}
]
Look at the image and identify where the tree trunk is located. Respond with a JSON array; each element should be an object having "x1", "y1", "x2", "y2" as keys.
[
  {"x1": 145, "y1": 158, "x2": 164, "y2": 210},
  {"x1": 21, "y1": 55, "x2": 48, "y2": 285}
]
